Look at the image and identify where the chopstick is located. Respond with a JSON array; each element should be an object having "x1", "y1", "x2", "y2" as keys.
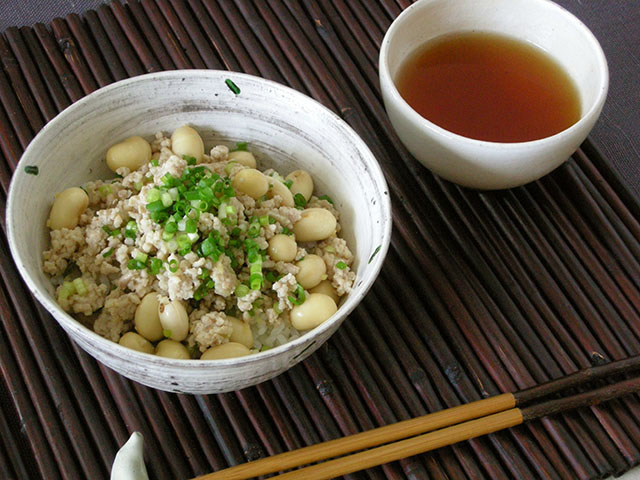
[{"x1": 193, "y1": 355, "x2": 640, "y2": 480}]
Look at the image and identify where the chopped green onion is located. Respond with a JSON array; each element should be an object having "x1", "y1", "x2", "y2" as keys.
[
  {"x1": 124, "y1": 221, "x2": 138, "y2": 239},
  {"x1": 72, "y1": 278, "x2": 87, "y2": 295},
  {"x1": 24, "y1": 165, "x2": 39, "y2": 175},
  {"x1": 163, "y1": 329, "x2": 172, "y2": 338},
  {"x1": 148, "y1": 257, "x2": 163, "y2": 275},
  {"x1": 161, "y1": 192, "x2": 173, "y2": 207},
  {"x1": 199, "y1": 268, "x2": 210, "y2": 280},
  {"x1": 57, "y1": 281, "x2": 76, "y2": 301},
  {"x1": 282, "y1": 227, "x2": 293, "y2": 236},
  {"x1": 102, "y1": 248, "x2": 114, "y2": 258},
  {"x1": 233, "y1": 141, "x2": 248, "y2": 151},
  {"x1": 336, "y1": 261, "x2": 347, "y2": 270},
  {"x1": 185, "y1": 218, "x2": 198, "y2": 234},
  {"x1": 247, "y1": 222, "x2": 261, "y2": 238},
  {"x1": 98, "y1": 185, "x2": 113, "y2": 197},
  {"x1": 235, "y1": 284, "x2": 250, "y2": 297},
  {"x1": 127, "y1": 259, "x2": 146, "y2": 270},
  {"x1": 151, "y1": 159, "x2": 159, "y2": 167},
  {"x1": 273, "y1": 303, "x2": 282, "y2": 315},
  {"x1": 168, "y1": 259, "x2": 179, "y2": 273},
  {"x1": 134, "y1": 252, "x2": 148, "y2": 264},
  {"x1": 318, "y1": 194, "x2": 334, "y2": 205},
  {"x1": 224, "y1": 161, "x2": 239, "y2": 176},
  {"x1": 183, "y1": 155, "x2": 197, "y2": 166},
  {"x1": 259, "y1": 215, "x2": 270, "y2": 227},
  {"x1": 283, "y1": 179, "x2": 293, "y2": 189},
  {"x1": 293, "y1": 193, "x2": 307, "y2": 209},
  {"x1": 288, "y1": 284, "x2": 306, "y2": 305},
  {"x1": 226, "y1": 205, "x2": 237, "y2": 215},
  {"x1": 134, "y1": 182, "x2": 143, "y2": 191},
  {"x1": 225, "y1": 78, "x2": 241, "y2": 95},
  {"x1": 162, "y1": 230, "x2": 174, "y2": 241},
  {"x1": 146, "y1": 188, "x2": 161, "y2": 203}
]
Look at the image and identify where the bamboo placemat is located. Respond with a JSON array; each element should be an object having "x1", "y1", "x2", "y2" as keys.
[{"x1": 0, "y1": 1, "x2": 639, "y2": 479}]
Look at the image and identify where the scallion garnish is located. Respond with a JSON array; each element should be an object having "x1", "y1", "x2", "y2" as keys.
[
  {"x1": 148, "y1": 257, "x2": 163, "y2": 275},
  {"x1": 225, "y1": 78, "x2": 241, "y2": 95},
  {"x1": 318, "y1": 194, "x2": 334, "y2": 205},
  {"x1": 72, "y1": 278, "x2": 87, "y2": 295},
  {"x1": 336, "y1": 261, "x2": 347, "y2": 270},
  {"x1": 102, "y1": 248, "x2": 114, "y2": 258},
  {"x1": 124, "y1": 221, "x2": 138, "y2": 239},
  {"x1": 284, "y1": 179, "x2": 293, "y2": 189},
  {"x1": 168, "y1": 259, "x2": 179, "y2": 273},
  {"x1": 183, "y1": 155, "x2": 197, "y2": 166},
  {"x1": 24, "y1": 165, "x2": 39, "y2": 175},
  {"x1": 293, "y1": 193, "x2": 307, "y2": 209},
  {"x1": 288, "y1": 284, "x2": 306, "y2": 305}
]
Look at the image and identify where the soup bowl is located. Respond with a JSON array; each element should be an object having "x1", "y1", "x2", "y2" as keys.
[
  {"x1": 6, "y1": 70, "x2": 392, "y2": 394},
  {"x1": 379, "y1": 0, "x2": 608, "y2": 190}
]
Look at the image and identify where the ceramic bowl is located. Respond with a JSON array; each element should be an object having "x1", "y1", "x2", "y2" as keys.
[
  {"x1": 379, "y1": 0, "x2": 608, "y2": 190},
  {"x1": 6, "y1": 70, "x2": 392, "y2": 394}
]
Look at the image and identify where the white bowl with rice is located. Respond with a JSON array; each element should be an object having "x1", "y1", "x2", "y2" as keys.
[{"x1": 6, "y1": 70, "x2": 392, "y2": 394}]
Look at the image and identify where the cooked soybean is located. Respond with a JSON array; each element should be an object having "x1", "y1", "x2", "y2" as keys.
[
  {"x1": 293, "y1": 208, "x2": 337, "y2": 242},
  {"x1": 309, "y1": 279, "x2": 340, "y2": 303},
  {"x1": 201, "y1": 342, "x2": 251, "y2": 360},
  {"x1": 286, "y1": 170, "x2": 314, "y2": 201},
  {"x1": 228, "y1": 150, "x2": 257, "y2": 168},
  {"x1": 119, "y1": 332, "x2": 154, "y2": 354},
  {"x1": 47, "y1": 187, "x2": 89, "y2": 230},
  {"x1": 232, "y1": 168, "x2": 269, "y2": 199},
  {"x1": 296, "y1": 254, "x2": 326, "y2": 289},
  {"x1": 290, "y1": 293, "x2": 337, "y2": 330},
  {"x1": 268, "y1": 234, "x2": 297, "y2": 262},
  {"x1": 158, "y1": 299, "x2": 189, "y2": 341},
  {"x1": 106, "y1": 136, "x2": 152, "y2": 172},
  {"x1": 228, "y1": 316, "x2": 254, "y2": 349},
  {"x1": 171, "y1": 125, "x2": 204, "y2": 163},
  {"x1": 134, "y1": 293, "x2": 163, "y2": 341},
  {"x1": 267, "y1": 178, "x2": 294, "y2": 207},
  {"x1": 156, "y1": 339, "x2": 191, "y2": 359}
]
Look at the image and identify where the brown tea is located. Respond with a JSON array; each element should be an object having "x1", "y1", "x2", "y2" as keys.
[{"x1": 395, "y1": 32, "x2": 581, "y2": 142}]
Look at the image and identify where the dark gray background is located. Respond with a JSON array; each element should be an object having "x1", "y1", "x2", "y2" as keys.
[{"x1": 1, "y1": 1, "x2": 638, "y2": 197}]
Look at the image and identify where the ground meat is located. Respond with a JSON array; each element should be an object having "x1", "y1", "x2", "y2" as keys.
[
  {"x1": 272, "y1": 273, "x2": 298, "y2": 311},
  {"x1": 57, "y1": 276, "x2": 108, "y2": 316},
  {"x1": 42, "y1": 227, "x2": 85, "y2": 276},
  {"x1": 188, "y1": 310, "x2": 232, "y2": 352},
  {"x1": 93, "y1": 289, "x2": 140, "y2": 342}
]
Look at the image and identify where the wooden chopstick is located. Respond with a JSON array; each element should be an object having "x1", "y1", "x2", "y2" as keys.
[{"x1": 193, "y1": 355, "x2": 640, "y2": 480}]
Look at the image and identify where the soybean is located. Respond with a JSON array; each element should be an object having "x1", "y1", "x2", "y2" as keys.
[
  {"x1": 267, "y1": 178, "x2": 294, "y2": 207},
  {"x1": 268, "y1": 234, "x2": 297, "y2": 262},
  {"x1": 232, "y1": 168, "x2": 269, "y2": 199},
  {"x1": 228, "y1": 316, "x2": 254, "y2": 349},
  {"x1": 106, "y1": 136, "x2": 151, "y2": 172},
  {"x1": 158, "y1": 299, "x2": 189, "y2": 341},
  {"x1": 134, "y1": 293, "x2": 163, "y2": 341},
  {"x1": 290, "y1": 293, "x2": 337, "y2": 330},
  {"x1": 156, "y1": 339, "x2": 191, "y2": 359},
  {"x1": 296, "y1": 254, "x2": 326, "y2": 289},
  {"x1": 309, "y1": 280, "x2": 340, "y2": 303},
  {"x1": 293, "y1": 208, "x2": 337, "y2": 242},
  {"x1": 47, "y1": 187, "x2": 89, "y2": 230},
  {"x1": 286, "y1": 170, "x2": 314, "y2": 201},
  {"x1": 200, "y1": 342, "x2": 251, "y2": 360},
  {"x1": 119, "y1": 332, "x2": 154, "y2": 354},
  {"x1": 171, "y1": 125, "x2": 204, "y2": 163},
  {"x1": 228, "y1": 150, "x2": 257, "y2": 168}
]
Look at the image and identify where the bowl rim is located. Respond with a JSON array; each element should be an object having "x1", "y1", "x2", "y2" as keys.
[
  {"x1": 6, "y1": 69, "x2": 393, "y2": 368},
  {"x1": 378, "y1": 0, "x2": 609, "y2": 149}
]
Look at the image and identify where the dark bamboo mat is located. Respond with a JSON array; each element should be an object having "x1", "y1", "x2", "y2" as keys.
[{"x1": 0, "y1": 1, "x2": 639, "y2": 479}]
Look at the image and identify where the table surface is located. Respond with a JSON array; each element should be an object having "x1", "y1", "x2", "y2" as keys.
[
  {"x1": 1, "y1": 0, "x2": 638, "y2": 197},
  {"x1": 0, "y1": 1, "x2": 639, "y2": 480}
]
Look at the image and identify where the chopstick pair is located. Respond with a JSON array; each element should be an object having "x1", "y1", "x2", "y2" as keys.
[{"x1": 193, "y1": 355, "x2": 640, "y2": 480}]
